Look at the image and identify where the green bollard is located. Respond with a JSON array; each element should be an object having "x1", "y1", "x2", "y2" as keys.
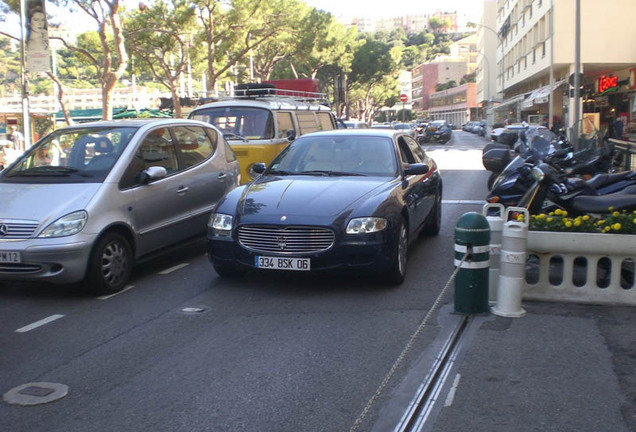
[{"x1": 454, "y1": 212, "x2": 491, "y2": 314}]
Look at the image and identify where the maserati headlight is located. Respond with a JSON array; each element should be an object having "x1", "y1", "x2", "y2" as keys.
[
  {"x1": 208, "y1": 213, "x2": 233, "y2": 237},
  {"x1": 346, "y1": 217, "x2": 387, "y2": 234},
  {"x1": 38, "y1": 211, "x2": 88, "y2": 238}
]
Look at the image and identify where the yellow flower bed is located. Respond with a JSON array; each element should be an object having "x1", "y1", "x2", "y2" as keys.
[{"x1": 528, "y1": 208, "x2": 636, "y2": 234}]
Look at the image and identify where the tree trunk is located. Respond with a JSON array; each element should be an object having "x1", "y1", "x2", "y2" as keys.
[
  {"x1": 171, "y1": 86, "x2": 182, "y2": 118},
  {"x1": 47, "y1": 72, "x2": 74, "y2": 126},
  {"x1": 101, "y1": 73, "x2": 118, "y2": 120}
]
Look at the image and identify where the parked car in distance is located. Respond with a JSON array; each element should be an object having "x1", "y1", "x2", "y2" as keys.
[
  {"x1": 343, "y1": 120, "x2": 370, "y2": 129},
  {"x1": 207, "y1": 129, "x2": 443, "y2": 285},
  {"x1": 392, "y1": 122, "x2": 415, "y2": 136},
  {"x1": 497, "y1": 123, "x2": 547, "y2": 146},
  {"x1": 0, "y1": 119, "x2": 240, "y2": 294}
]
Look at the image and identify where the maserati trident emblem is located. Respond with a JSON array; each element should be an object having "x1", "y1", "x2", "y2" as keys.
[
  {"x1": 0, "y1": 224, "x2": 8, "y2": 237},
  {"x1": 277, "y1": 236, "x2": 287, "y2": 250}
]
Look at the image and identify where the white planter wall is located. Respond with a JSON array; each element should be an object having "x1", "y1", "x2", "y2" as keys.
[{"x1": 524, "y1": 231, "x2": 636, "y2": 306}]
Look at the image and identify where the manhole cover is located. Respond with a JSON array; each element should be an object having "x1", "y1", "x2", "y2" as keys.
[{"x1": 3, "y1": 382, "x2": 69, "y2": 406}]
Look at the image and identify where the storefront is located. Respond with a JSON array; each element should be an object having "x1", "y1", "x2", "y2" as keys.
[
  {"x1": 492, "y1": 94, "x2": 526, "y2": 125},
  {"x1": 624, "y1": 68, "x2": 636, "y2": 142},
  {"x1": 0, "y1": 108, "x2": 52, "y2": 144},
  {"x1": 580, "y1": 67, "x2": 634, "y2": 140},
  {"x1": 520, "y1": 80, "x2": 566, "y2": 128}
]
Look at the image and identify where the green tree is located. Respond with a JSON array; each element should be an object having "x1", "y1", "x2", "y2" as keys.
[
  {"x1": 0, "y1": 37, "x2": 21, "y2": 96},
  {"x1": 191, "y1": 0, "x2": 298, "y2": 93},
  {"x1": 429, "y1": 17, "x2": 450, "y2": 33},
  {"x1": 249, "y1": 0, "x2": 308, "y2": 81},
  {"x1": 52, "y1": 0, "x2": 129, "y2": 120},
  {"x1": 124, "y1": 0, "x2": 196, "y2": 117},
  {"x1": 348, "y1": 35, "x2": 401, "y2": 123},
  {"x1": 286, "y1": 8, "x2": 358, "y2": 80}
]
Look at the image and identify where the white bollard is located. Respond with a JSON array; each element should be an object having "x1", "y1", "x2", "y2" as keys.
[
  {"x1": 492, "y1": 207, "x2": 529, "y2": 318},
  {"x1": 483, "y1": 203, "x2": 505, "y2": 305}
]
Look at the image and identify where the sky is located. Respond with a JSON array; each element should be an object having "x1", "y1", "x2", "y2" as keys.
[
  {"x1": 3, "y1": 0, "x2": 485, "y2": 37},
  {"x1": 302, "y1": 0, "x2": 484, "y2": 22}
]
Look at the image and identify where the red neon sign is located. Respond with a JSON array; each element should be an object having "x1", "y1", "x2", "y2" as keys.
[{"x1": 598, "y1": 75, "x2": 618, "y2": 93}]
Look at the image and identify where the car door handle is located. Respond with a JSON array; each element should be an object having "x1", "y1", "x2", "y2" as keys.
[
  {"x1": 177, "y1": 186, "x2": 189, "y2": 195},
  {"x1": 217, "y1": 173, "x2": 227, "y2": 180}
]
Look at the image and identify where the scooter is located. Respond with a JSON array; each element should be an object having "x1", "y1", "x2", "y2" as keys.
[
  {"x1": 419, "y1": 124, "x2": 451, "y2": 144},
  {"x1": 487, "y1": 128, "x2": 614, "y2": 208},
  {"x1": 518, "y1": 162, "x2": 636, "y2": 215}
]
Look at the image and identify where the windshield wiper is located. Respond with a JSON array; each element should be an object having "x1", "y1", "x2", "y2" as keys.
[
  {"x1": 298, "y1": 170, "x2": 364, "y2": 177},
  {"x1": 223, "y1": 132, "x2": 247, "y2": 142},
  {"x1": 267, "y1": 169, "x2": 293, "y2": 176},
  {"x1": 7, "y1": 166, "x2": 93, "y2": 177}
]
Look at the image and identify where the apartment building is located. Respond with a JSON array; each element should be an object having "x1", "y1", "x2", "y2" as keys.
[
  {"x1": 429, "y1": 83, "x2": 478, "y2": 126},
  {"x1": 485, "y1": 0, "x2": 636, "y2": 137},
  {"x1": 411, "y1": 62, "x2": 469, "y2": 119},
  {"x1": 411, "y1": 35, "x2": 478, "y2": 122},
  {"x1": 474, "y1": 0, "x2": 498, "y2": 121}
]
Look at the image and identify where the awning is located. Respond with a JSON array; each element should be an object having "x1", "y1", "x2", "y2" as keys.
[
  {"x1": 521, "y1": 80, "x2": 566, "y2": 109},
  {"x1": 55, "y1": 108, "x2": 173, "y2": 122},
  {"x1": 493, "y1": 94, "x2": 526, "y2": 111}
]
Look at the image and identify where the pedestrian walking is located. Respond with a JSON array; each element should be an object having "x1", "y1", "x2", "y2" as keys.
[{"x1": 9, "y1": 126, "x2": 25, "y2": 153}]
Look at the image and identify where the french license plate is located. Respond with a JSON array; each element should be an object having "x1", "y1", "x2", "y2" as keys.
[
  {"x1": 0, "y1": 251, "x2": 21, "y2": 264},
  {"x1": 255, "y1": 256, "x2": 310, "y2": 271}
]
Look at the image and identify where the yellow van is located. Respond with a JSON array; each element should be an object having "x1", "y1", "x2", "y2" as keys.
[{"x1": 188, "y1": 87, "x2": 337, "y2": 183}]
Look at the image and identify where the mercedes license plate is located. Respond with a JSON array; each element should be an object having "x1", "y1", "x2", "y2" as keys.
[
  {"x1": 0, "y1": 251, "x2": 21, "y2": 264},
  {"x1": 255, "y1": 256, "x2": 310, "y2": 271}
]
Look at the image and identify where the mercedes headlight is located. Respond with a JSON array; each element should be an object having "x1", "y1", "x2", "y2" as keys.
[
  {"x1": 346, "y1": 217, "x2": 387, "y2": 234},
  {"x1": 38, "y1": 211, "x2": 88, "y2": 238}
]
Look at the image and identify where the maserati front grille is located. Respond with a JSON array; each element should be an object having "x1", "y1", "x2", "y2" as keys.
[{"x1": 238, "y1": 225, "x2": 335, "y2": 254}]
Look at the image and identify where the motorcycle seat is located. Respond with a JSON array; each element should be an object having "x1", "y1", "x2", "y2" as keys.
[
  {"x1": 615, "y1": 185, "x2": 636, "y2": 195},
  {"x1": 586, "y1": 171, "x2": 633, "y2": 189},
  {"x1": 572, "y1": 192, "x2": 636, "y2": 214}
]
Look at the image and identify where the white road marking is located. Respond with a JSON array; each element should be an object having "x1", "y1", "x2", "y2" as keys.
[
  {"x1": 158, "y1": 263, "x2": 190, "y2": 275},
  {"x1": 97, "y1": 285, "x2": 135, "y2": 300},
  {"x1": 442, "y1": 200, "x2": 486, "y2": 205},
  {"x1": 15, "y1": 314, "x2": 65, "y2": 333},
  {"x1": 444, "y1": 373, "x2": 462, "y2": 407}
]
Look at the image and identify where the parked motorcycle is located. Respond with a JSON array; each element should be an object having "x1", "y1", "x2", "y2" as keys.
[
  {"x1": 482, "y1": 124, "x2": 554, "y2": 189},
  {"x1": 418, "y1": 121, "x2": 451, "y2": 144},
  {"x1": 487, "y1": 128, "x2": 619, "y2": 211},
  {"x1": 518, "y1": 162, "x2": 636, "y2": 215}
]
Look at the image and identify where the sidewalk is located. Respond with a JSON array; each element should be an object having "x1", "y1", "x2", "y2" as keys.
[{"x1": 431, "y1": 301, "x2": 636, "y2": 432}]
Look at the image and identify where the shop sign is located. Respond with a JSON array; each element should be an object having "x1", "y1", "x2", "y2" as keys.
[
  {"x1": 582, "y1": 113, "x2": 600, "y2": 134},
  {"x1": 595, "y1": 95, "x2": 609, "y2": 107},
  {"x1": 598, "y1": 75, "x2": 618, "y2": 94}
]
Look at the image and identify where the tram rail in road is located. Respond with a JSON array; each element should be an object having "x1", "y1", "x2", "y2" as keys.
[{"x1": 394, "y1": 315, "x2": 472, "y2": 432}]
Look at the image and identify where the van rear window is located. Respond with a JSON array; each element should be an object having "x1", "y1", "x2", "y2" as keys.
[
  {"x1": 316, "y1": 112, "x2": 335, "y2": 131},
  {"x1": 296, "y1": 112, "x2": 319, "y2": 134}
]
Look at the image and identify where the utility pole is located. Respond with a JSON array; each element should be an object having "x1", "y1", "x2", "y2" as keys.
[
  {"x1": 19, "y1": 0, "x2": 32, "y2": 149},
  {"x1": 572, "y1": 0, "x2": 581, "y2": 148}
]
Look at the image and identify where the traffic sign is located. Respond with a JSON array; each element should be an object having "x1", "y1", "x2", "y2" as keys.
[{"x1": 400, "y1": 94, "x2": 408, "y2": 103}]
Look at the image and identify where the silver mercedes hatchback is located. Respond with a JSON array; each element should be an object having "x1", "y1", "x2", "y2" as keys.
[{"x1": 0, "y1": 119, "x2": 240, "y2": 294}]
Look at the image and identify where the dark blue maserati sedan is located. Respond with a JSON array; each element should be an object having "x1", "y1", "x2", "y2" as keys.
[{"x1": 207, "y1": 129, "x2": 442, "y2": 284}]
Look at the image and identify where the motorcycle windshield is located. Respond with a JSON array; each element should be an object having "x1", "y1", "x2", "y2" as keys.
[
  {"x1": 527, "y1": 129, "x2": 556, "y2": 159},
  {"x1": 491, "y1": 155, "x2": 525, "y2": 191}
]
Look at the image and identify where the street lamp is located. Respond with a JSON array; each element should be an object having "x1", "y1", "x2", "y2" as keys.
[
  {"x1": 468, "y1": 21, "x2": 504, "y2": 103},
  {"x1": 475, "y1": 51, "x2": 491, "y2": 124}
]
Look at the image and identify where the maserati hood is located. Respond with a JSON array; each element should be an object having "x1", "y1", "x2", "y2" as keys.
[{"x1": 239, "y1": 177, "x2": 384, "y2": 217}]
